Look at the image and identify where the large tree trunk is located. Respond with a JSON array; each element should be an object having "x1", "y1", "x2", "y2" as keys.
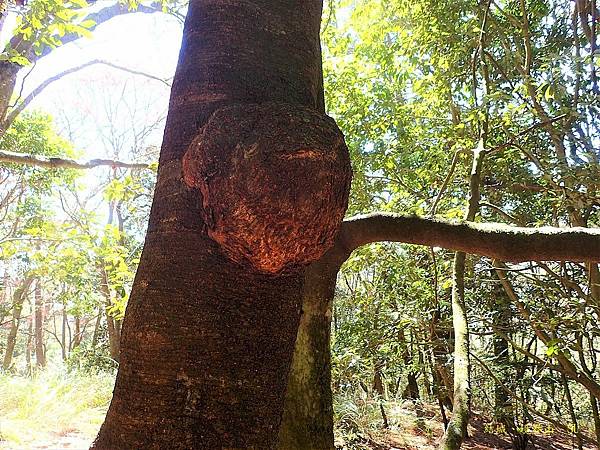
[{"x1": 93, "y1": 2, "x2": 352, "y2": 448}]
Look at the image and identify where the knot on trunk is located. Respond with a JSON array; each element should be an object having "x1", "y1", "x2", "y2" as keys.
[{"x1": 182, "y1": 102, "x2": 352, "y2": 274}]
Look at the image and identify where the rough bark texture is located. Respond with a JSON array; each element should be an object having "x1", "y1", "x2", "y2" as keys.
[
  {"x1": 92, "y1": 1, "x2": 344, "y2": 448},
  {"x1": 183, "y1": 102, "x2": 351, "y2": 273}
]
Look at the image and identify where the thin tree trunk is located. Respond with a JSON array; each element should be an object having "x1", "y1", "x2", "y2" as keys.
[
  {"x1": 73, "y1": 317, "x2": 82, "y2": 349},
  {"x1": 589, "y1": 394, "x2": 600, "y2": 447},
  {"x1": 562, "y1": 373, "x2": 583, "y2": 450},
  {"x1": 430, "y1": 312, "x2": 454, "y2": 410},
  {"x1": 400, "y1": 330, "x2": 420, "y2": 401},
  {"x1": 104, "y1": 308, "x2": 119, "y2": 360},
  {"x1": 92, "y1": 2, "x2": 352, "y2": 448},
  {"x1": 438, "y1": 144, "x2": 485, "y2": 450},
  {"x1": 2, "y1": 276, "x2": 34, "y2": 370},
  {"x1": 61, "y1": 301, "x2": 67, "y2": 361},
  {"x1": 99, "y1": 267, "x2": 120, "y2": 361},
  {"x1": 491, "y1": 272, "x2": 528, "y2": 449},
  {"x1": 25, "y1": 313, "x2": 33, "y2": 373},
  {"x1": 92, "y1": 308, "x2": 102, "y2": 348},
  {"x1": 34, "y1": 281, "x2": 46, "y2": 367},
  {"x1": 439, "y1": 251, "x2": 471, "y2": 450},
  {"x1": 277, "y1": 256, "x2": 341, "y2": 450}
]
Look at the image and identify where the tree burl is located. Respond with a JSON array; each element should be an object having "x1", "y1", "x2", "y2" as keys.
[{"x1": 183, "y1": 102, "x2": 352, "y2": 274}]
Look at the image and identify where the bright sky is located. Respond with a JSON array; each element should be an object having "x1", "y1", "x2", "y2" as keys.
[
  {"x1": 7, "y1": 3, "x2": 185, "y2": 162},
  {"x1": 0, "y1": 3, "x2": 189, "y2": 231}
]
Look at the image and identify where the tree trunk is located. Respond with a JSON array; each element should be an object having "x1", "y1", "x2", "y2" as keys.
[
  {"x1": 2, "y1": 276, "x2": 34, "y2": 370},
  {"x1": 562, "y1": 374, "x2": 583, "y2": 450},
  {"x1": 589, "y1": 394, "x2": 600, "y2": 447},
  {"x1": 0, "y1": 62, "x2": 20, "y2": 125},
  {"x1": 430, "y1": 312, "x2": 454, "y2": 411},
  {"x1": 491, "y1": 273, "x2": 529, "y2": 449},
  {"x1": 73, "y1": 316, "x2": 82, "y2": 349},
  {"x1": 92, "y1": 1, "x2": 352, "y2": 448},
  {"x1": 25, "y1": 312, "x2": 33, "y2": 373},
  {"x1": 400, "y1": 330, "x2": 420, "y2": 401},
  {"x1": 91, "y1": 307, "x2": 102, "y2": 348},
  {"x1": 105, "y1": 306, "x2": 120, "y2": 361},
  {"x1": 34, "y1": 281, "x2": 46, "y2": 367},
  {"x1": 61, "y1": 301, "x2": 67, "y2": 361},
  {"x1": 438, "y1": 143, "x2": 485, "y2": 450},
  {"x1": 277, "y1": 256, "x2": 341, "y2": 450},
  {"x1": 99, "y1": 266, "x2": 120, "y2": 361},
  {"x1": 438, "y1": 251, "x2": 471, "y2": 450}
]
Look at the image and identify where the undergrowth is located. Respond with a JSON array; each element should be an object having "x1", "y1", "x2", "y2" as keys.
[{"x1": 0, "y1": 368, "x2": 115, "y2": 448}]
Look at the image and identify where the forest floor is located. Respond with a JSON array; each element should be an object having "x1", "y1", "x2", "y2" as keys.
[
  {"x1": 335, "y1": 400, "x2": 595, "y2": 450},
  {"x1": 0, "y1": 371, "x2": 595, "y2": 449}
]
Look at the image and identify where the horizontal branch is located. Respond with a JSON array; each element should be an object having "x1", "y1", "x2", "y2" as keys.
[
  {"x1": 0, "y1": 150, "x2": 151, "y2": 170},
  {"x1": 339, "y1": 212, "x2": 600, "y2": 263}
]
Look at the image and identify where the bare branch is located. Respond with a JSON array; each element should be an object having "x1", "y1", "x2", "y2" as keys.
[
  {"x1": 3, "y1": 59, "x2": 170, "y2": 131},
  {"x1": 0, "y1": 149, "x2": 151, "y2": 170},
  {"x1": 339, "y1": 212, "x2": 600, "y2": 263}
]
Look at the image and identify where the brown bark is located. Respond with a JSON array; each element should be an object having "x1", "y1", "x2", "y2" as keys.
[
  {"x1": 400, "y1": 332, "x2": 420, "y2": 401},
  {"x1": 2, "y1": 276, "x2": 34, "y2": 370},
  {"x1": 99, "y1": 267, "x2": 120, "y2": 362},
  {"x1": 91, "y1": 308, "x2": 102, "y2": 348},
  {"x1": 562, "y1": 374, "x2": 583, "y2": 450},
  {"x1": 25, "y1": 312, "x2": 32, "y2": 373},
  {"x1": 61, "y1": 301, "x2": 67, "y2": 361},
  {"x1": 72, "y1": 317, "x2": 82, "y2": 350},
  {"x1": 92, "y1": 1, "x2": 347, "y2": 448}
]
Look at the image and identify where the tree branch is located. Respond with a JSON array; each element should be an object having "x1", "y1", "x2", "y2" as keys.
[
  {"x1": 339, "y1": 212, "x2": 600, "y2": 263},
  {"x1": 0, "y1": 149, "x2": 150, "y2": 170},
  {"x1": 3, "y1": 59, "x2": 170, "y2": 131},
  {"x1": 9, "y1": 2, "x2": 162, "y2": 62},
  {"x1": 471, "y1": 351, "x2": 595, "y2": 444}
]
